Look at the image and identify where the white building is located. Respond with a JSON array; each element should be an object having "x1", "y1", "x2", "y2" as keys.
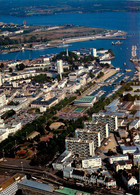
[
  {"x1": 65, "y1": 138, "x2": 95, "y2": 157},
  {"x1": 82, "y1": 156, "x2": 102, "y2": 168},
  {"x1": 0, "y1": 72, "x2": 3, "y2": 86},
  {"x1": 0, "y1": 130, "x2": 9, "y2": 143},
  {"x1": 120, "y1": 146, "x2": 138, "y2": 154},
  {"x1": 58, "y1": 78, "x2": 68, "y2": 89},
  {"x1": 68, "y1": 72, "x2": 77, "y2": 81},
  {"x1": 122, "y1": 175, "x2": 137, "y2": 188},
  {"x1": 52, "y1": 150, "x2": 72, "y2": 171},
  {"x1": 92, "y1": 48, "x2": 97, "y2": 57},
  {"x1": 129, "y1": 119, "x2": 140, "y2": 130},
  {"x1": 0, "y1": 94, "x2": 6, "y2": 107},
  {"x1": 75, "y1": 128, "x2": 101, "y2": 148},
  {"x1": 43, "y1": 57, "x2": 50, "y2": 63},
  {"x1": 57, "y1": 60, "x2": 63, "y2": 74},
  {"x1": 113, "y1": 160, "x2": 132, "y2": 172},
  {"x1": 92, "y1": 113, "x2": 118, "y2": 131},
  {"x1": 108, "y1": 154, "x2": 129, "y2": 164},
  {"x1": 0, "y1": 174, "x2": 26, "y2": 195}
]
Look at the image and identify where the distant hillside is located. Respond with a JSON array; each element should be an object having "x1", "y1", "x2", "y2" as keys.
[{"x1": 0, "y1": 0, "x2": 139, "y2": 16}]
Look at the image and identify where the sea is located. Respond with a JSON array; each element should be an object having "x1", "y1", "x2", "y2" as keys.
[{"x1": 0, "y1": 12, "x2": 139, "y2": 96}]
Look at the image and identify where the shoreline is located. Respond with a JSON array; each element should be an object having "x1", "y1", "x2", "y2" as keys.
[{"x1": 1, "y1": 31, "x2": 126, "y2": 55}]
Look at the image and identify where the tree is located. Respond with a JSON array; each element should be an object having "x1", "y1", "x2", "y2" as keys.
[
  {"x1": 16, "y1": 63, "x2": 25, "y2": 71},
  {"x1": 97, "y1": 71, "x2": 104, "y2": 79},
  {"x1": 9, "y1": 67, "x2": 13, "y2": 72},
  {"x1": 0, "y1": 63, "x2": 4, "y2": 69},
  {"x1": 89, "y1": 70, "x2": 95, "y2": 79},
  {"x1": 57, "y1": 74, "x2": 61, "y2": 82}
]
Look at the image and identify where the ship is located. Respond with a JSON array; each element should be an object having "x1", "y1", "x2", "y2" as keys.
[
  {"x1": 125, "y1": 69, "x2": 132, "y2": 72},
  {"x1": 112, "y1": 41, "x2": 122, "y2": 45}
]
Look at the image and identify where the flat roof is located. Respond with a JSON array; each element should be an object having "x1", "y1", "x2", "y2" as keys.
[
  {"x1": 121, "y1": 145, "x2": 137, "y2": 151},
  {"x1": 55, "y1": 187, "x2": 90, "y2": 195},
  {"x1": 19, "y1": 179, "x2": 54, "y2": 192},
  {"x1": 32, "y1": 97, "x2": 57, "y2": 105},
  {"x1": 75, "y1": 96, "x2": 95, "y2": 103},
  {"x1": 0, "y1": 174, "x2": 25, "y2": 192},
  {"x1": 134, "y1": 111, "x2": 140, "y2": 118}
]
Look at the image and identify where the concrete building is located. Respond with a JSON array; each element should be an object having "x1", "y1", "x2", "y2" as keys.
[
  {"x1": 57, "y1": 60, "x2": 63, "y2": 78},
  {"x1": 31, "y1": 97, "x2": 58, "y2": 109},
  {"x1": 65, "y1": 138, "x2": 95, "y2": 157},
  {"x1": 108, "y1": 154, "x2": 129, "y2": 164},
  {"x1": 0, "y1": 93, "x2": 6, "y2": 107},
  {"x1": 0, "y1": 174, "x2": 26, "y2": 195},
  {"x1": 120, "y1": 146, "x2": 138, "y2": 154},
  {"x1": 75, "y1": 128, "x2": 101, "y2": 148},
  {"x1": 105, "y1": 99, "x2": 119, "y2": 111},
  {"x1": 18, "y1": 179, "x2": 56, "y2": 195},
  {"x1": 82, "y1": 156, "x2": 102, "y2": 168},
  {"x1": 129, "y1": 119, "x2": 140, "y2": 130},
  {"x1": 122, "y1": 176, "x2": 137, "y2": 188},
  {"x1": 52, "y1": 150, "x2": 72, "y2": 171},
  {"x1": 92, "y1": 113, "x2": 118, "y2": 131},
  {"x1": 113, "y1": 160, "x2": 132, "y2": 172},
  {"x1": 74, "y1": 96, "x2": 96, "y2": 107},
  {"x1": 0, "y1": 72, "x2": 3, "y2": 86},
  {"x1": 84, "y1": 121, "x2": 109, "y2": 141},
  {"x1": 68, "y1": 72, "x2": 77, "y2": 81},
  {"x1": 92, "y1": 48, "x2": 97, "y2": 57}
]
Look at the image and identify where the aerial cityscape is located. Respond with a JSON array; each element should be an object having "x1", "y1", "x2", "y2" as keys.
[{"x1": 0, "y1": 0, "x2": 139, "y2": 195}]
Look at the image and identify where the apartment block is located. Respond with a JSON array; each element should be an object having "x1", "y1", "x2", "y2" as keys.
[
  {"x1": 65, "y1": 138, "x2": 95, "y2": 157},
  {"x1": 84, "y1": 121, "x2": 109, "y2": 142},
  {"x1": 75, "y1": 128, "x2": 101, "y2": 148},
  {"x1": 92, "y1": 113, "x2": 118, "y2": 131}
]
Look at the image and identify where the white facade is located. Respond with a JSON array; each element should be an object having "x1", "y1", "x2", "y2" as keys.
[
  {"x1": 0, "y1": 73, "x2": 3, "y2": 86},
  {"x1": 0, "y1": 94, "x2": 6, "y2": 107},
  {"x1": 40, "y1": 106, "x2": 47, "y2": 113},
  {"x1": 108, "y1": 154, "x2": 129, "y2": 164},
  {"x1": 128, "y1": 177, "x2": 137, "y2": 187},
  {"x1": 82, "y1": 156, "x2": 102, "y2": 168},
  {"x1": 100, "y1": 60, "x2": 111, "y2": 64},
  {"x1": 92, "y1": 113, "x2": 118, "y2": 131},
  {"x1": 129, "y1": 119, "x2": 140, "y2": 130},
  {"x1": 92, "y1": 48, "x2": 97, "y2": 57},
  {"x1": 113, "y1": 160, "x2": 132, "y2": 172},
  {"x1": 57, "y1": 60, "x2": 63, "y2": 74},
  {"x1": 121, "y1": 146, "x2": 138, "y2": 154},
  {"x1": 133, "y1": 153, "x2": 140, "y2": 160},
  {"x1": 65, "y1": 138, "x2": 95, "y2": 157},
  {"x1": 0, "y1": 174, "x2": 26, "y2": 195},
  {"x1": 0, "y1": 130, "x2": 9, "y2": 143}
]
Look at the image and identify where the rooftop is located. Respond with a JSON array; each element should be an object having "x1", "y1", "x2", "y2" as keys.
[
  {"x1": 19, "y1": 179, "x2": 54, "y2": 192},
  {"x1": 0, "y1": 174, "x2": 25, "y2": 192},
  {"x1": 55, "y1": 186, "x2": 90, "y2": 195},
  {"x1": 66, "y1": 137, "x2": 93, "y2": 144},
  {"x1": 75, "y1": 95, "x2": 95, "y2": 103}
]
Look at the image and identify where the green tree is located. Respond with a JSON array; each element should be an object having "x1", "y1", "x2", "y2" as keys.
[
  {"x1": 16, "y1": 63, "x2": 25, "y2": 71},
  {"x1": 9, "y1": 67, "x2": 13, "y2": 72}
]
